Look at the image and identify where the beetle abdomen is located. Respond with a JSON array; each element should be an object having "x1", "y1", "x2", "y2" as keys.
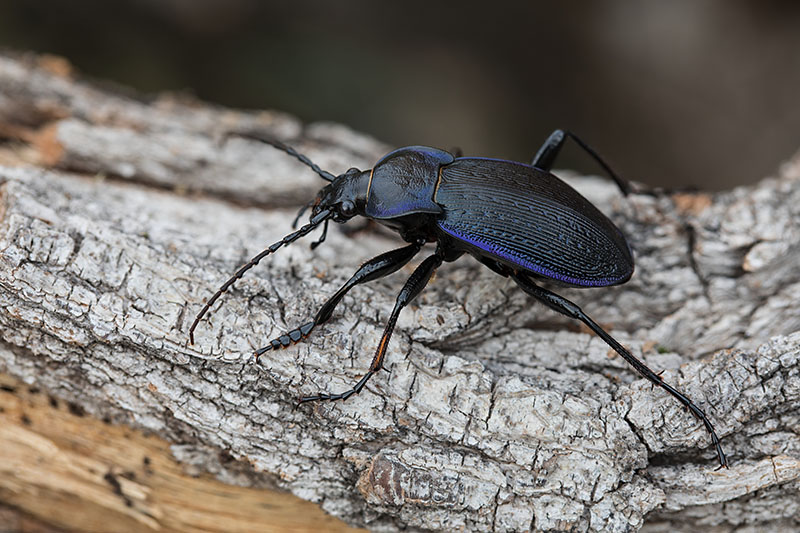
[{"x1": 435, "y1": 158, "x2": 633, "y2": 287}]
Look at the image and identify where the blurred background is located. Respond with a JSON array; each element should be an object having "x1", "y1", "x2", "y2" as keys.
[{"x1": 2, "y1": 0, "x2": 800, "y2": 189}]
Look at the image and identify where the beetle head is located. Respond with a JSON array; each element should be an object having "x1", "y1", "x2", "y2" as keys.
[{"x1": 312, "y1": 167, "x2": 370, "y2": 223}]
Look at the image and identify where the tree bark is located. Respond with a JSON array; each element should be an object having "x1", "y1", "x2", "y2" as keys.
[{"x1": 1, "y1": 52, "x2": 799, "y2": 532}]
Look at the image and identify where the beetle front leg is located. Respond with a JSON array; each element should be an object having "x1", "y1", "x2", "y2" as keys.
[
  {"x1": 254, "y1": 241, "x2": 423, "y2": 361},
  {"x1": 299, "y1": 252, "x2": 443, "y2": 403},
  {"x1": 510, "y1": 271, "x2": 727, "y2": 468}
]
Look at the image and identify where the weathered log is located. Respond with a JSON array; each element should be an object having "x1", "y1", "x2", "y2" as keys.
[
  {"x1": 1, "y1": 53, "x2": 799, "y2": 532},
  {"x1": 0, "y1": 373, "x2": 362, "y2": 533}
]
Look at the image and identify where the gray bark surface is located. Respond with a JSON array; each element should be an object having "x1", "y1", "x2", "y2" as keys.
[{"x1": 1, "y1": 53, "x2": 800, "y2": 532}]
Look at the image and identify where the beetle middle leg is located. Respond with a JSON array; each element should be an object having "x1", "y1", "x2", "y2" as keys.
[
  {"x1": 299, "y1": 252, "x2": 443, "y2": 403},
  {"x1": 532, "y1": 129, "x2": 632, "y2": 196},
  {"x1": 510, "y1": 271, "x2": 727, "y2": 468},
  {"x1": 254, "y1": 241, "x2": 423, "y2": 360}
]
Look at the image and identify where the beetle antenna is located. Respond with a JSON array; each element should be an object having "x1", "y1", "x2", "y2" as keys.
[
  {"x1": 222, "y1": 131, "x2": 336, "y2": 182},
  {"x1": 189, "y1": 208, "x2": 333, "y2": 344}
]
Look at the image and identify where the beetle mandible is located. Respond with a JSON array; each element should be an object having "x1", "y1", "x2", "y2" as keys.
[{"x1": 188, "y1": 129, "x2": 727, "y2": 468}]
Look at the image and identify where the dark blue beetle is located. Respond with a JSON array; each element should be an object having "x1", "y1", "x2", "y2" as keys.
[{"x1": 189, "y1": 130, "x2": 726, "y2": 468}]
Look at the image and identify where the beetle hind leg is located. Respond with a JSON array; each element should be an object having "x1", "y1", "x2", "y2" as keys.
[
  {"x1": 533, "y1": 129, "x2": 632, "y2": 196},
  {"x1": 532, "y1": 129, "x2": 567, "y2": 171},
  {"x1": 254, "y1": 242, "x2": 423, "y2": 361},
  {"x1": 299, "y1": 252, "x2": 443, "y2": 403},
  {"x1": 511, "y1": 271, "x2": 728, "y2": 468}
]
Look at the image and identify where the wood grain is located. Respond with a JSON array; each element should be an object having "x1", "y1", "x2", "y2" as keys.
[{"x1": 0, "y1": 373, "x2": 363, "y2": 533}]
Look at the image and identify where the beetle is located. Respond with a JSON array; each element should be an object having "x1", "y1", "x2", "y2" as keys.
[{"x1": 188, "y1": 129, "x2": 727, "y2": 468}]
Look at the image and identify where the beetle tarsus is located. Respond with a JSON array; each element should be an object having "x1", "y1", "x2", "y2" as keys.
[
  {"x1": 254, "y1": 321, "x2": 316, "y2": 361},
  {"x1": 299, "y1": 378, "x2": 367, "y2": 403}
]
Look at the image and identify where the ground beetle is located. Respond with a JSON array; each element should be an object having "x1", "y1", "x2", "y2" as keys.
[{"x1": 189, "y1": 129, "x2": 727, "y2": 468}]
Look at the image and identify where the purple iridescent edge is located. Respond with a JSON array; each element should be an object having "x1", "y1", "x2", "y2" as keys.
[{"x1": 437, "y1": 224, "x2": 629, "y2": 287}]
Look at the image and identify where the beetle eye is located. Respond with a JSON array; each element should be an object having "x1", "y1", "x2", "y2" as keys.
[{"x1": 340, "y1": 200, "x2": 355, "y2": 216}]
